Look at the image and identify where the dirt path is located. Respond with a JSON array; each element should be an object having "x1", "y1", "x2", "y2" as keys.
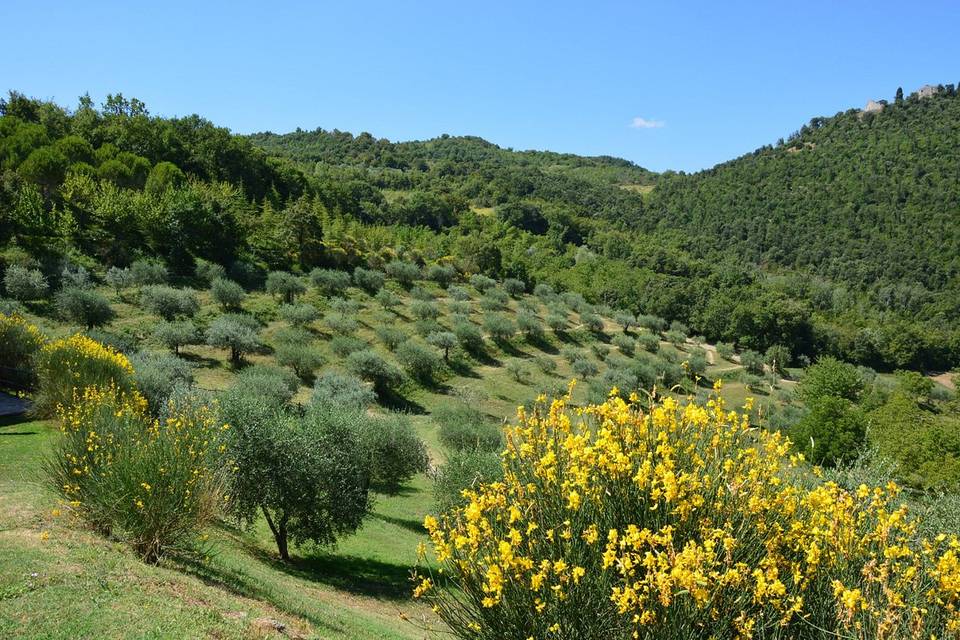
[{"x1": 931, "y1": 372, "x2": 956, "y2": 390}]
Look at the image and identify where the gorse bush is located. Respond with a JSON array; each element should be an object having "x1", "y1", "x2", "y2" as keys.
[
  {"x1": 49, "y1": 386, "x2": 226, "y2": 563},
  {"x1": 416, "y1": 386, "x2": 960, "y2": 639},
  {"x1": 0, "y1": 312, "x2": 44, "y2": 386},
  {"x1": 33, "y1": 334, "x2": 136, "y2": 417}
]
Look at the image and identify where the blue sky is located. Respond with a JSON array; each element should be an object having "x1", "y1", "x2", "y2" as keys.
[{"x1": 2, "y1": 1, "x2": 957, "y2": 172}]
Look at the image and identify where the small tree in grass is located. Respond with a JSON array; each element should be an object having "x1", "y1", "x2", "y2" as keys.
[
  {"x1": 3, "y1": 265, "x2": 48, "y2": 301},
  {"x1": 765, "y1": 344, "x2": 792, "y2": 375},
  {"x1": 376, "y1": 326, "x2": 408, "y2": 351},
  {"x1": 155, "y1": 320, "x2": 200, "y2": 355},
  {"x1": 503, "y1": 278, "x2": 526, "y2": 297},
  {"x1": 739, "y1": 349, "x2": 766, "y2": 375},
  {"x1": 105, "y1": 266, "x2": 134, "y2": 299},
  {"x1": 469, "y1": 274, "x2": 496, "y2": 293},
  {"x1": 517, "y1": 312, "x2": 544, "y2": 341},
  {"x1": 426, "y1": 264, "x2": 456, "y2": 287},
  {"x1": 358, "y1": 413, "x2": 429, "y2": 494},
  {"x1": 210, "y1": 278, "x2": 245, "y2": 311},
  {"x1": 572, "y1": 358, "x2": 599, "y2": 379},
  {"x1": 614, "y1": 311, "x2": 636, "y2": 333},
  {"x1": 546, "y1": 311, "x2": 568, "y2": 333},
  {"x1": 276, "y1": 343, "x2": 325, "y2": 380},
  {"x1": 309, "y1": 268, "x2": 351, "y2": 295},
  {"x1": 140, "y1": 285, "x2": 199, "y2": 321},
  {"x1": 326, "y1": 312, "x2": 359, "y2": 335},
  {"x1": 130, "y1": 259, "x2": 168, "y2": 286},
  {"x1": 352, "y1": 267, "x2": 385, "y2": 294},
  {"x1": 309, "y1": 372, "x2": 376, "y2": 411},
  {"x1": 483, "y1": 313, "x2": 516, "y2": 344},
  {"x1": 428, "y1": 331, "x2": 458, "y2": 362},
  {"x1": 375, "y1": 288, "x2": 401, "y2": 311},
  {"x1": 716, "y1": 342, "x2": 735, "y2": 361},
  {"x1": 194, "y1": 259, "x2": 225, "y2": 285},
  {"x1": 206, "y1": 314, "x2": 261, "y2": 364},
  {"x1": 55, "y1": 287, "x2": 114, "y2": 329},
  {"x1": 505, "y1": 360, "x2": 529, "y2": 383},
  {"x1": 265, "y1": 271, "x2": 306, "y2": 303},
  {"x1": 580, "y1": 310, "x2": 604, "y2": 334},
  {"x1": 447, "y1": 285, "x2": 471, "y2": 301},
  {"x1": 347, "y1": 349, "x2": 403, "y2": 396},
  {"x1": 411, "y1": 300, "x2": 441, "y2": 320},
  {"x1": 397, "y1": 340, "x2": 443, "y2": 384},
  {"x1": 453, "y1": 321, "x2": 486, "y2": 355},
  {"x1": 385, "y1": 260, "x2": 420, "y2": 288},
  {"x1": 225, "y1": 405, "x2": 371, "y2": 561},
  {"x1": 279, "y1": 302, "x2": 320, "y2": 327}
]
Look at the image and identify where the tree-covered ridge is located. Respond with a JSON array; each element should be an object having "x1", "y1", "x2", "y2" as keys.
[{"x1": 646, "y1": 87, "x2": 960, "y2": 298}]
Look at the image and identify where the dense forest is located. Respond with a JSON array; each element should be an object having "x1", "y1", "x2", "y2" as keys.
[{"x1": 2, "y1": 87, "x2": 958, "y2": 371}]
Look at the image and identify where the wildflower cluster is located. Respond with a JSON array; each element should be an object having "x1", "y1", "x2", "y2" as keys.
[
  {"x1": 33, "y1": 333, "x2": 136, "y2": 416},
  {"x1": 415, "y1": 384, "x2": 960, "y2": 639},
  {"x1": 50, "y1": 385, "x2": 228, "y2": 563}
]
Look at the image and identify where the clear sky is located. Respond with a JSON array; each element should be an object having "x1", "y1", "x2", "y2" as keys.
[{"x1": 2, "y1": 1, "x2": 957, "y2": 172}]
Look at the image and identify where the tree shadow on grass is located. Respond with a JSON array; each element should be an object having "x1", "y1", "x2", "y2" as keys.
[
  {"x1": 377, "y1": 388, "x2": 427, "y2": 415},
  {"x1": 179, "y1": 352, "x2": 222, "y2": 368},
  {"x1": 281, "y1": 553, "x2": 415, "y2": 600},
  {"x1": 371, "y1": 512, "x2": 427, "y2": 535},
  {"x1": 448, "y1": 359, "x2": 479, "y2": 378},
  {"x1": 527, "y1": 335, "x2": 559, "y2": 355}
]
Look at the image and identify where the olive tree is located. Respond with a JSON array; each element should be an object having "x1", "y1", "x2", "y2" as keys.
[
  {"x1": 206, "y1": 314, "x2": 261, "y2": 364},
  {"x1": 3, "y1": 265, "x2": 48, "y2": 301},
  {"x1": 140, "y1": 285, "x2": 199, "y2": 320},
  {"x1": 54, "y1": 287, "x2": 114, "y2": 329},
  {"x1": 154, "y1": 320, "x2": 200, "y2": 355},
  {"x1": 210, "y1": 278, "x2": 246, "y2": 310},
  {"x1": 265, "y1": 271, "x2": 306, "y2": 303}
]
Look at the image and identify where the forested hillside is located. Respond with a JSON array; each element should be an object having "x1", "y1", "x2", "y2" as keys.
[{"x1": 2, "y1": 88, "x2": 959, "y2": 372}]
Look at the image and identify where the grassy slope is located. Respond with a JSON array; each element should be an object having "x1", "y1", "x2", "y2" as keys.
[{"x1": 1, "y1": 277, "x2": 799, "y2": 639}]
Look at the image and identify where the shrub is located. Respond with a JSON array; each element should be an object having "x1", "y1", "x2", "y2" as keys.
[
  {"x1": 330, "y1": 335, "x2": 367, "y2": 358},
  {"x1": 0, "y1": 313, "x2": 45, "y2": 385},
  {"x1": 561, "y1": 346, "x2": 583, "y2": 364},
  {"x1": 432, "y1": 449, "x2": 502, "y2": 514},
  {"x1": 129, "y1": 351, "x2": 194, "y2": 416},
  {"x1": 411, "y1": 285, "x2": 435, "y2": 301},
  {"x1": 105, "y1": 266, "x2": 134, "y2": 298},
  {"x1": 411, "y1": 300, "x2": 441, "y2": 320},
  {"x1": 612, "y1": 334, "x2": 635, "y2": 356},
  {"x1": 426, "y1": 264, "x2": 456, "y2": 287},
  {"x1": 0, "y1": 298, "x2": 25, "y2": 315},
  {"x1": 533, "y1": 283, "x2": 557, "y2": 302},
  {"x1": 33, "y1": 334, "x2": 136, "y2": 417},
  {"x1": 279, "y1": 302, "x2": 320, "y2": 327},
  {"x1": 503, "y1": 278, "x2": 526, "y2": 297},
  {"x1": 516, "y1": 312, "x2": 544, "y2": 340},
  {"x1": 385, "y1": 260, "x2": 420, "y2": 288},
  {"x1": 226, "y1": 406, "x2": 370, "y2": 560},
  {"x1": 447, "y1": 285, "x2": 471, "y2": 301},
  {"x1": 665, "y1": 329, "x2": 686, "y2": 346},
  {"x1": 634, "y1": 332, "x2": 659, "y2": 354},
  {"x1": 325, "y1": 312, "x2": 359, "y2": 335},
  {"x1": 376, "y1": 326, "x2": 408, "y2": 351},
  {"x1": 572, "y1": 358, "x2": 599, "y2": 379},
  {"x1": 479, "y1": 289, "x2": 510, "y2": 312},
  {"x1": 347, "y1": 349, "x2": 404, "y2": 395},
  {"x1": 428, "y1": 331, "x2": 458, "y2": 361},
  {"x1": 614, "y1": 311, "x2": 637, "y2": 332},
  {"x1": 415, "y1": 318, "x2": 443, "y2": 337},
  {"x1": 546, "y1": 311, "x2": 568, "y2": 333},
  {"x1": 227, "y1": 259, "x2": 264, "y2": 289},
  {"x1": 130, "y1": 259, "x2": 168, "y2": 286},
  {"x1": 591, "y1": 367, "x2": 640, "y2": 402},
  {"x1": 60, "y1": 264, "x2": 92, "y2": 289},
  {"x1": 469, "y1": 274, "x2": 496, "y2": 293},
  {"x1": 685, "y1": 348, "x2": 709, "y2": 379},
  {"x1": 140, "y1": 285, "x2": 199, "y2": 320},
  {"x1": 54, "y1": 287, "x2": 114, "y2": 328},
  {"x1": 3, "y1": 265, "x2": 48, "y2": 301},
  {"x1": 309, "y1": 268, "x2": 351, "y2": 294},
  {"x1": 448, "y1": 299, "x2": 471, "y2": 316},
  {"x1": 483, "y1": 313, "x2": 516, "y2": 343},
  {"x1": 210, "y1": 278, "x2": 245, "y2": 310},
  {"x1": 435, "y1": 404, "x2": 502, "y2": 453},
  {"x1": 591, "y1": 343, "x2": 611, "y2": 360},
  {"x1": 453, "y1": 320, "x2": 486, "y2": 355},
  {"x1": 276, "y1": 343, "x2": 325, "y2": 380},
  {"x1": 50, "y1": 387, "x2": 225, "y2": 563},
  {"x1": 265, "y1": 271, "x2": 306, "y2": 303},
  {"x1": 535, "y1": 355, "x2": 557, "y2": 374},
  {"x1": 716, "y1": 341, "x2": 735, "y2": 361},
  {"x1": 561, "y1": 291, "x2": 587, "y2": 311},
  {"x1": 636, "y1": 314, "x2": 666, "y2": 332},
  {"x1": 154, "y1": 320, "x2": 199, "y2": 355},
  {"x1": 765, "y1": 344, "x2": 792, "y2": 375},
  {"x1": 352, "y1": 267, "x2": 385, "y2": 294},
  {"x1": 580, "y1": 310, "x2": 604, "y2": 333},
  {"x1": 416, "y1": 391, "x2": 960, "y2": 639},
  {"x1": 194, "y1": 259, "x2": 225, "y2": 285},
  {"x1": 790, "y1": 396, "x2": 867, "y2": 467},
  {"x1": 375, "y1": 288, "x2": 402, "y2": 311},
  {"x1": 328, "y1": 297, "x2": 360, "y2": 314},
  {"x1": 669, "y1": 320, "x2": 688, "y2": 335},
  {"x1": 229, "y1": 364, "x2": 299, "y2": 407},
  {"x1": 739, "y1": 349, "x2": 766, "y2": 375},
  {"x1": 205, "y1": 314, "x2": 261, "y2": 364},
  {"x1": 309, "y1": 372, "x2": 376, "y2": 411},
  {"x1": 798, "y1": 356, "x2": 864, "y2": 402},
  {"x1": 505, "y1": 360, "x2": 529, "y2": 383},
  {"x1": 397, "y1": 340, "x2": 442, "y2": 383},
  {"x1": 359, "y1": 413, "x2": 429, "y2": 494}
]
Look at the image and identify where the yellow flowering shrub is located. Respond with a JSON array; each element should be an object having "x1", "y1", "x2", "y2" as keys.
[
  {"x1": 33, "y1": 333, "x2": 136, "y2": 416},
  {"x1": 415, "y1": 384, "x2": 960, "y2": 639},
  {"x1": 49, "y1": 385, "x2": 228, "y2": 563}
]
